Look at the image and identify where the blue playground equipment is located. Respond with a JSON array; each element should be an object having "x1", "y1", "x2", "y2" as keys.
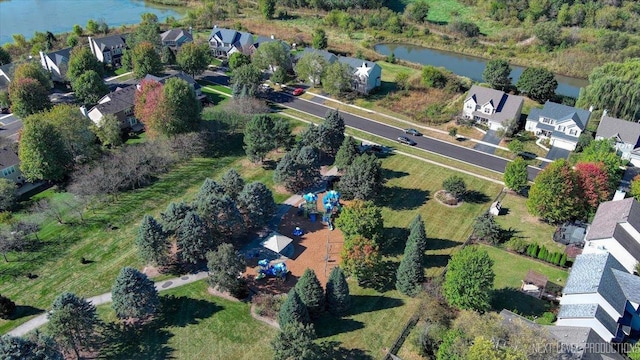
[
  {"x1": 322, "y1": 190, "x2": 341, "y2": 230},
  {"x1": 293, "y1": 227, "x2": 303, "y2": 236},
  {"x1": 256, "y1": 260, "x2": 288, "y2": 280}
]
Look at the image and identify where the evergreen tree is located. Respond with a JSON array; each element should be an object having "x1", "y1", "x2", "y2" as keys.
[
  {"x1": 443, "y1": 247, "x2": 495, "y2": 312},
  {"x1": 135, "y1": 215, "x2": 170, "y2": 266},
  {"x1": 443, "y1": 175, "x2": 467, "y2": 199},
  {"x1": 408, "y1": 214, "x2": 428, "y2": 254},
  {"x1": 319, "y1": 109, "x2": 345, "y2": 156},
  {"x1": 0, "y1": 333, "x2": 63, "y2": 360},
  {"x1": 325, "y1": 266, "x2": 351, "y2": 315},
  {"x1": 0, "y1": 294, "x2": 15, "y2": 319},
  {"x1": 160, "y1": 201, "x2": 193, "y2": 233},
  {"x1": 278, "y1": 288, "x2": 310, "y2": 328},
  {"x1": 47, "y1": 292, "x2": 101, "y2": 359},
  {"x1": 237, "y1": 182, "x2": 276, "y2": 230},
  {"x1": 196, "y1": 178, "x2": 224, "y2": 202},
  {"x1": 206, "y1": 243, "x2": 247, "y2": 298},
  {"x1": 271, "y1": 322, "x2": 319, "y2": 360},
  {"x1": 177, "y1": 211, "x2": 213, "y2": 264},
  {"x1": 273, "y1": 117, "x2": 295, "y2": 151},
  {"x1": 294, "y1": 269, "x2": 325, "y2": 318},
  {"x1": 334, "y1": 136, "x2": 359, "y2": 171},
  {"x1": 273, "y1": 146, "x2": 321, "y2": 193},
  {"x1": 473, "y1": 214, "x2": 503, "y2": 245},
  {"x1": 219, "y1": 168, "x2": 245, "y2": 200},
  {"x1": 339, "y1": 153, "x2": 384, "y2": 200},
  {"x1": 196, "y1": 193, "x2": 244, "y2": 238},
  {"x1": 244, "y1": 114, "x2": 276, "y2": 163},
  {"x1": 111, "y1": 267, "x2": 159, "y2": 323},
  {"x1": 396, "y1": 242, "x2": 424, "y2": 297}
]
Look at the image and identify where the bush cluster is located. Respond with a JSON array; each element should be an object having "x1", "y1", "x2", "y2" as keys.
[{"x1": 525, "y1": 243, "x2": 567, "y2": 267}]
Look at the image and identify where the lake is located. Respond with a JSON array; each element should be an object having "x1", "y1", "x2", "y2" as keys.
[
  {"x1": 0, "y1": 0, "x2": 183, "y2": 45},
  {"x1": 374, "y1": 43, "x2": 589, "y2": 98}
]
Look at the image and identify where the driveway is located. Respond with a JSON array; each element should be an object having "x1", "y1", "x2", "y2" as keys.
[
  {"x1": 546, "y1": 146, "x2": 571, "y2": 161},
  {"x1": 474, "y1": 130, "x2": 502, "y2": 155}
]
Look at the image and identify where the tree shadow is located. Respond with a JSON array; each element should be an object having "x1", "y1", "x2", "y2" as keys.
[
  {"x1": 8, "y1": 305, "x2": 45, "y2": 320},
  {"x1": 345, "y1": 293, "x2": 405, "y2": 317},
  {"x1": 425, "y1": 254, "x2": 450, "y2": 270},
  {"x1": 500, "y1": 227, "x2": 521, "y2": 242},
  {"x1": 318, "y1": 340, "x2": 374, "y2": 360},
  {"x1": 156, "y1": 295, "x2": 223, "y2": 328},
  {"x1": 427, "y1": 238, "x2": 460, "y2": 251},
  {"x1": 314, "y1": 316, "x2": 365, "y2": 338},
  {"x1": 382, "y1": 169, "x2": 410, "y2": 180},
  {"x1": 381, "y1": 226, "x2": 410, "y2": 256},
  {"x1": 463, "y1": 190, "x2": 491, "y2": 204},
  {"x1": 358, "y1": 260, "x2": 399, "y2": 292},
  {"x1": 491, "y1": 288, "x2": 552, "y2": 317},
  {"x1": 376, "y1": 186, "x2": 429, "y2": 211}
]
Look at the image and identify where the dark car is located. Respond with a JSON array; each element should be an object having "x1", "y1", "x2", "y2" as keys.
[
  {"x1": 517, "y1": 151, "x2": 538, "y2": 160},
  {"x1": 404, "y1": 128, "x2": 422, "y2": 136},
  {"x1": 397, "y1": 136, "x2": 417, "y2": 146}
]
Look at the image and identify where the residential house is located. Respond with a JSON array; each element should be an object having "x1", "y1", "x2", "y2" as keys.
[
  {"x1": 336, "y1": 56, "x2": 381, "y2": 95},
  {"x1": 582, "y1": 198, "x2": 640, "y2": 274},
  {"x1": 39, "y1": 47, "x2": 72, "y2": 82},
  {"x1": 0, "y1": 146, "x2": 23, "y2": 185},
  {"x1": 248, "y1": 35, "x2": 280, "y2": 56},
  {"x1": 557, "y1": 252, "x2": 640, "y2": 343},
  {"x1": 88, "y1": 34, "x2": 127, "y2": 66},
  {"x1": 0, "y1": 63, "x2": 12, "y2": 90},
  {"x1": 143, "y1": 72, "x2": 206, "y2": 102},
  {"x1": 208, "y1": 27, "x2": 254, "y2": 57},
  {"x1": 462, "y1": 85, "x2": 524, "y2": 131},
  {"x1": 501, "y1": 310, "x2": 625, "y2": 360},
  {"x1": 160, "y1": 28, "x2": 193, "y2": 51},
  {"x1": 596, "y1": 111, "x2": 640, "y2": 166},
  {"x1": 525, "y1": 101, "x2": 591, "y2": 151},
  {"x1": 85, "y1": 84, "x2": 141, "y2": 132},
  {"x1": 293, "y1": 48, "x2": 337, "y2": 85}
]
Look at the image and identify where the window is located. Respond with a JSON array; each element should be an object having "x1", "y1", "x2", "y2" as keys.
[
  {"x1": 476, "y1": 105, "x2": 481, "y2": 111},
  {"x1": 569, "y1": 129, "x2": 578, "y2": 136},
  {"x1": 484, "y1": 107, "x2": 492, "y2": 114},
  {"x1": 541, "y1": 117, "x2": 553, "y2": 124},
  {"x1": 2, "y1": 166, "x2": 15, "y2": 177},
  {"x1": 557, "y1": 126, "x2": 565, "y2": 132}
]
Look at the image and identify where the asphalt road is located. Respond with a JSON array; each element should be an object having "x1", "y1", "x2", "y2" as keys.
[{"x1": 201, "y1": 71, "x2": 541, "y2": 181}]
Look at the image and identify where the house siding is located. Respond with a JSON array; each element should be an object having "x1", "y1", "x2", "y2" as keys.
[
  {"x1": 583, "y1": 238, "x2": 639, "y2": 274},
  {"x1": 555, "y1": 318, "x2": 615, "y2": 342}
]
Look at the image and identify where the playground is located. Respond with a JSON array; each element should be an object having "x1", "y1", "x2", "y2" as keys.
[{"x1": 244, "y1": 191, "x2": 345, "y2": 293}]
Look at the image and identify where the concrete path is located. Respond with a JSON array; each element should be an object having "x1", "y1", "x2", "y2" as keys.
[
  {"x1": 7, "y1": 271, "x2": 208, "y2": 337},
  {"x1": 104, "y1": 71, "x2": 134, "y2": 82}
]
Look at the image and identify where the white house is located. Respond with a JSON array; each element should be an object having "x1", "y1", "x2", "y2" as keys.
[
  {"x1": 208, "y1": 27, "x2": 254, "y2": 57},
  {"x1": 463, "y1": 85, "x2": 524, "y2": 131},
  {"x1": 39, "y1": 47, "x2": 72, "y2": 82},
  {"x1": 85, "y1": 84, "x2": 140, "y2": 132},
  {"x1": 293, "y1": 48, "x2": 337, "y2": 85},
  {"x1": 596, "y1": 111, "x2": 640, "y2": 166},
  {"x1": 557, "y1": 252, "x2": 640, "y2": 344},
  {"x1": 336, "y1": 56, "x2": 381, "y2": 95},
  {"x1": 525, "y1": 101, "x2": 591, "y2": 151},
  {"x1": 88, "y1": 34, "x2": 128, "y2": 67},
  {"x1": 582, "y1": 197, "x2": 640, "y2": 274}
]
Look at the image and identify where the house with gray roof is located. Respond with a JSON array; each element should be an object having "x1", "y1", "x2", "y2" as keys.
[
  {"x1": 596, "y1": 111, "x2": 640, "y2": 166},
  {"x1": 143, "y1": 72, "x2": 205, "y2": 101},
  {"x1": 85, "y1": 84, "x2": 141, "y2": 132},
  {"x1": 336, "y1": 56, "x2": 381, "y2": 95},
  {"x1": 525, "y1": 101, "x2": 592, "y2": 151},
  {"x1": 293, "y1": 48, "x2": 338, "y2": 86},
  {"x1": 208, "y1": 26, "x2": 253, "y2": 57},
  {"x1": 88, "y1": 34, "x2": 128, "y2": 67},
  {"x1": 39, "y1": 47, "x2": 72, "y2": 82},
  {"x1": 463, "y1": 85, "x2": 524, "y2": 131},
  {"x1": 0, "y1": 63, "x2": 13, "y2": 90},
  {"x1": 557, "y1": 252, "x2": 640, "y2": 343},
  {"x1": 160, "y1": 28, "x2": 193, "y2": 51},
  {"x1": 0, "y1": 146, "x2": 23, "y2": 185},
  {"x1": 582, "y1": 197, "x2": 640, "y2": 273}
]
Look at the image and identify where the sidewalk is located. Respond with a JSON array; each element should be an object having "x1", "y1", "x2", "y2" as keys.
[
  {"x1": 7, "y1": 271, "x2": 208, "y2": 337},
  {"x1": 104, "y1": 71, "x2": 134, "y2": 82}
]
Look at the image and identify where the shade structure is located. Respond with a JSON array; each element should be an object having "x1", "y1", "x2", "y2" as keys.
[{"x1": 260, "y1": 233, "x2": 293, "y2": 254}]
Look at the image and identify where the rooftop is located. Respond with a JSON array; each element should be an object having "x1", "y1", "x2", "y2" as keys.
[
  {"x1": 586, "y1": 198, "x2": 640, "y2": 241},
  {"x1": 466, "y1": 85, "x2": 524, "y2": 123},
  {"x1": 160, "y1": 29, "x2": 193, "y2": 43},
  {"x1": 535, "y1": 101, "x2": 592, "y2": 130},
  {"x1": 596, "y1": 115, "x2": 640, "y2": 146},
  {"x1": 92, "y1": 34, "x2": 127, "y2": 51},
  {"x1": 0, "y1": 147, "x2": 19, "y2": 168},
  {"x1": 90, "y1": 84, "x2": 136, "y2": 116}
]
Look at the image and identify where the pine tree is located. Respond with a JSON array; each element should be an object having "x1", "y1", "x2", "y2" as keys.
[
  {"x1": 177, "y1": 211, "x2": 213, "y2": 264},
  {"x1": 236, "y1": 182, "x2": 276, "y2": 230},
  {"x1": 278, "y1": 288, "x2": 310, "y2": 328},
  {"x1": 0, "y1": 333, "x2": 63, "y2": 360},
  {"x1": 271, "y1": 321, "x2": 319, "y2": 360},
  {"x1": 219, "y1": 169, "x2": 245, "y2": 200},
  {"x1": 135, "y1": 215, "x2": 170, "y2": 266},
  {"x1": 319, "y1": 109, "x2": 345, "y2": 156},
  {"x1": 195, "y1": 178, "x2": 224, "y2": 202},
  {"x1": 160, "y1": 201, "x2": 192, "y2": 233},
  {"x1": 559, "y1": 253, "x2": 567, "y2": 267},
  {"x1": 206, "y1": 243, "x2": 247, "y2": 298},
  {"x1": 294, "y1": 269, "x2": 325, "y2": 318},
  {"x1": 407, "y1": 214, "x2": 428, "y2": 254},
  {"x1": 396, "y1": 242, "x2": 425, "y2": 297},
  {"x1": 196, "y1": 193, "x2": 244, "y2": 238},
  {"x1": 325, "y1": 267, "x2": 351, "y2": 316},
  {"x1": 111, "y1": 267, "x2": 159, "y2": 323},
  {"x1": 334, "y1": 136, "x2": 360, "y2": 171},
  {"x1": 47, "y1": 292, "x2": 101, "y2": 359}
]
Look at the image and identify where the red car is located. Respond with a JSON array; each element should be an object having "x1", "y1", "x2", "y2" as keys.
[{"x1": 292, "y1": 88, "x2": 305, "y2": 96}]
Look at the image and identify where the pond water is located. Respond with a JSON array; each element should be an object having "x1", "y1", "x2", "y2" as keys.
[
  {"x1": 374, "y1": 43, "x2": 589, "y2": 98},
  {"x1": 0, "y1": 0, "x2": 183, "y2": 45}
]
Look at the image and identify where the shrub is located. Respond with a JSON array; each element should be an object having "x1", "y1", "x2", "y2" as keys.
[
  {"x1": 505, "y1": 238, "x2": 528, "y2": 253},
  {"x1": 559, "y1": 253, "x2": 567, "y2": 267},
  {"x1": 0, "y1": 294, "x2": 15, "y2": 319},
  {"x1": 442, "y1": 175, "x2": 466, "y2": 199},
  {"x1": 537, "y1": 246, "x2": 547, "y2": 260},
  {"x1": 448, "y1": 127, "x2": 458, "y2": 137},
  {"x1": 252, "y1": 293, "x2": 285, "y2": 319}
]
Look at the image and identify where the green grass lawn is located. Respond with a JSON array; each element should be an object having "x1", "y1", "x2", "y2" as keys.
[
  {"x1": 96, "y1": 280, "x2": 274, "y2": 360},
  {"x1": 494, "y1": 193, "x2": 563, "y2": 252},
  {"x1": 200, "y1": 82, "x2": 233, "y2": 95},
  {"x1": 201, "y1": 86, "x2": 230, "y2": 106}
]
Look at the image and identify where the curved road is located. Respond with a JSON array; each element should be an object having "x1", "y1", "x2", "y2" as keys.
[{"x1": 203, "y1": 72, "x2": 541, "y2": 181}]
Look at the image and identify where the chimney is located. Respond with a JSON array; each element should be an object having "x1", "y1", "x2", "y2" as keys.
[
  {"x1": 589, "y1": 105, "x2": 594, "y2": 112},
  {"x1": 270, "y1": 34, "x2": 275, "y2": 40},
  {"x1": 602, "y1": 109, "x2": 608, "y2": 119},
  {"x1": 79, "y1": 105, "x2": 88, "y2": 117}
]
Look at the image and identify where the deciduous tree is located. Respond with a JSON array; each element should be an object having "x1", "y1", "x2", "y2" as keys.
[
  {"x1": 443, "y1": 246, "x2": 495, "y2": 312},
  {"x1": 325, "y1": 266, "x2": 351, "y2": 315},
  {"x1": 42, "y1": 104, "x2": 99, "y2": 161},
  {"x1": 404, "y1": 1, "x2": 430, "y2": 23},
  {"x1": 573, "y1": 139, "x2": 623, "y2": 182},
  {"x1": 8, "y1": 78, "x2": 51, "y2": 118},
  {"x1": 206, "y1": 243, "x2": 247, "y2": 298},
  {"x1": 228, "y1": 52, "x2": 250, "y2": 70},
  {"x1": 335, "y1": 200, "x2": 383, "y2": 244},
  {"x1": 134, "y1": 79, "x2": 164, "y2": 138},
  {"x1": 482, "y1": 59, "x2": 512, "y2": 90},
  {"x1": 338, "y1": 154, "x2": 383, "y2": 200},
  {"x1": 237, "y1": 182, "x2": 275, "y2": 229},
  {"x1": 12, "y1": 62, "x2": 52, "y2": 89},
  {"x1": 131, "y1": 42, "x2": 163, "y2": 79},
  {"x1": 527, "y1": 159, "x2": 585, "y2": 223},
  {"x1": 334, "y1": 136, "x2": 359, "y2": 171},
  {"x1": 67, "y1": 46, "x2": 104, "y2": 82},
  {"x1": 47, "y1": 292, "x2": 101, "y2": 359},
  {"x1": 230, "y1": 64, "x2": 262, "y2": 97},
  {"x1": 176, "y1": 42, "x2": 211, "y2": 77},
  {"x1": 72, "y1": 70, "x2": 108, "y2": 105},
  {"x1": 421, "y1": 65, "x2": 447, "y2": 88},
  {"x1": 0, "y1": 179, "x2": 16, "y2": 212},
  {"x1": 177, "y1": 211, "x2": 213, "y2": 264},
  {"x1": 295, "y1": 52, "x2": 328, "y2": 87},
  {"x1": 92, "y1": 113, "x2": 123, "y2": 148},
  {"x1": 18, "y1": 117, "x2": 70, "y2": 181},
  {"x1": 259, "y1": 0, "x2": 276, "y2": 19},
  {"x1": 111, "y1": 267, "x2": 159, "y2": 323},
  {"x1": 322, "y1": 61, "x2": 353, "y2": 97},
  {"x1": 161, "y1": 77, "x2": 201, "y2": 136},
  {"x1": 0, "y1": 47, "x2": 11, "y2": 66},
  {"x1": 575, "y1": 162, "x2": 613, "y2": 213},
  {"x1": 516, "y1": 67, "x2": 557, "y2": 103},
  {"x1": 295, "y1": 269, "x2": 325, "y2": 318},
  {"x1": 253, "y1": 41, "x2": 291, "y2": 72},
  {"x1": 504, "y1": 157, "x2": 528, "y2": 193},
  {"x1": 278, "y1": 288, "x2": 310, "y2": 327},
  {"x1": 312, "y1": 28, "x2": 328, "y2": 49},
  {"x1": 341, "y1": 235, "x2": 382, "y2": 285},
  {"x1": 135, "y1": 215, "x2": 170, "y2": 266}
]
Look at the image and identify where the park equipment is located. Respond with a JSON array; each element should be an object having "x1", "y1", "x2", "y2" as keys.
[
  {"x1": 255, "y1": 259, "x2": 288, "y2": 280},
  {"x1": 302, "y1": 193, "x2": 318, "y2": 216},
  {"x1": 322, "y1": 190, "x2": 341, "y2": 230}
]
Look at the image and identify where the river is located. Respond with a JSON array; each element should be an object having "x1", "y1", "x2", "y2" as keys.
[
  {"x1": 0, "y1": 0, "x2": 183, "y2": 46},
  {"x1": 374, "y1": 43, "x2": 589, "y2": 98}
]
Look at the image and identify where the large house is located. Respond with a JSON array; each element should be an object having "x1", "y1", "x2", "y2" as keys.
[
  {"x1": 596, "y1": 111, "x2": 640, "y2": 166},
  {"x1": 143, "y1": 72, "x2": 206, "y2": 102},
  {"x1": 294, "y1": 48, "x2": 338, "y2": 85},
  {"x1": 557, "y1": 252, "x2": 640, "y2": 344},
  {"x1": 39, "y1": 47, "x2": 72, "y2": 82},
  {"x1": 0, "y1": 146, "x2": 23, "y2": 185},
  {"x1": 462, "y1": 85, "x2": 524, "y2": 131},
  {"x1": 88, "y1": 34, "x2": 127, "y2": 67},
  {"x1": 208, "y1": 27, "x2": 254, "y2": 57},
  {"x1": 525, "y1": 101, "x2": 591, "y2": 151},
  {"x1": 85, "y1": 84, "x2": 141, "y2": 132},
  {"x1": 160, "y1": 28, "x2": 193, "y2": 51},
  {"x1": 582, "y1": 198, "x2": 640, "y2": 274}
]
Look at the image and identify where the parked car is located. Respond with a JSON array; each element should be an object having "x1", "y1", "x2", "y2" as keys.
[
  {"x1": 517, "y1": 151, "x2": 538, "y2": 160},
  {"x1": 397, "y1": 136, "x2": 417, "y2": 146},
  {"x1": 292, "y1": 88, "x2": 305, "y2": 96},
  {"x1": 404, "y1": 128, "x2": 422, "y2": 136}
]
